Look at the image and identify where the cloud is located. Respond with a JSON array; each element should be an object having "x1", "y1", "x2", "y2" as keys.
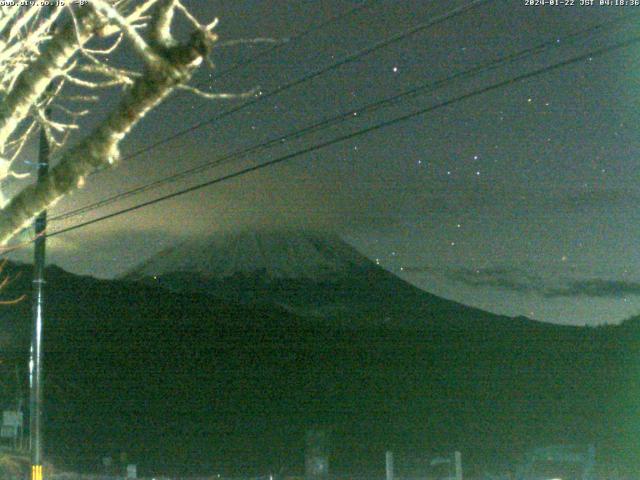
[
  {"x1": 544, "y1": 279, "x2": 640, "y2": 298},
  {"x1": 436, "y1": 266, "x2": 545, "y2": 294},
  {"x1": 6, "y1": 226, "x2": 183, "y2": 279},
  {"x1": 406, "y1": 265, "x2": 640, "y2": 299}
]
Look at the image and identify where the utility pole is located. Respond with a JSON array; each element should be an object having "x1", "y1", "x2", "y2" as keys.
[
  {"x1": 385, "y1": 451, "x2": 394, "y2": 480},
  {"x1": 29, "y1": 104, "x2": 50, "y2": 480},
  {"x1": 454, "y1": 451, "x2": 463, "y2": 480}
]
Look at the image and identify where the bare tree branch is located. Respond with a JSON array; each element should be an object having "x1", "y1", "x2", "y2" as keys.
[
  {"x1": 0, "y1": 259, "x2": 26, "y2": 305},
  {"x1": 0, "y1": 6, "x2": 96, "y2": 152},
  {"x1": 0, "y1": 2, "x2": 220, "y2": 245}
]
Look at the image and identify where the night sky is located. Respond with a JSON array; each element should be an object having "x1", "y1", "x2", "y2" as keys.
[{"x1": 8, "y1": 0, "x2": 640, "y2": 326}]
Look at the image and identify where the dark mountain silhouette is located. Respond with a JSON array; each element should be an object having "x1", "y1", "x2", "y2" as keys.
[
  {"x1": 123, "y1": 229, "x2": 540, "y2": 329},
  {"x1": 0, "y1": 230, "x2": 636, "y2": 476}
]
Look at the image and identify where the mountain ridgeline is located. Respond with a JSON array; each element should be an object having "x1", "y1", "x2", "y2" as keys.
[
  {"x1": 123, "y1": 229, "x2": 523, "y2": 327},
  {"x1": 0, "y1": 229, "x2": 638, "y2": 476}
]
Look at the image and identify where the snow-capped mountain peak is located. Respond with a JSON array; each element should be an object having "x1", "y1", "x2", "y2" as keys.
[{"x1": 125, "y1": 229, "x2": 376, "y2": 282}]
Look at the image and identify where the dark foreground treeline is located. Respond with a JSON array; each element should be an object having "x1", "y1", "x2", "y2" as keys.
[{"x1": 0, "y1": 263, "x2": 637, "y2": 477}]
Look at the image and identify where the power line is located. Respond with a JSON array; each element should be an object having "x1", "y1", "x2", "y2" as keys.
[
  {"x1": 50, "y1": 12, "x2": 638, "y2": 223},
  {"x1": 47, "y1": 34, "x2": 640, "y2": 238},
  {"x1": 198, "y1": 1, "x2": 378, "y2": 87},
  {"x1": 73, "y1": 0, "x2": 491, "y2": 171},
  {"x1": 45, "y1": 3, "x2": 380, "y2": 223}
]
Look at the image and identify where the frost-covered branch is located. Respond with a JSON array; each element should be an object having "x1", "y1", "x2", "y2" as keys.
[
  {"x1": 0, "y1": 6, "x2": 96, "y2": 151},
  {"x1": 0, "y1": 259, "x2": 26, "y2": 305},
  {"x1": 0, "y1": 1, "x2": 167, "y2": 203},
  {"x1": 212, "y1": 38, "x2": 281, "y2": 49},
  {"x1": 0, "y1": 0, "x2": 222, "y2": 245},
  {"x1": 91, "y1": 0, "x2": 165, "y2": 67},
  {"x1": 177, "y1": 83, "x2": 257, "y2": 100}
]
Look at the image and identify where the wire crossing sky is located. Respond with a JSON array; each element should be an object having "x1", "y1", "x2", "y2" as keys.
[
  {"x1": 47, "y1": 33, "x2": 640, "y2": 238},
  {"x1": 9, "y1": 0, "x2": 640, "y2": 326},
  {"x1": 50, "y1": 11, "x2": 640, "y2": 224}
]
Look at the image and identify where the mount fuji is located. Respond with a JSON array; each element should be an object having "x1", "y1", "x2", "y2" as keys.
[
  {"x1": 123, "y1": 228, "x2": 516, "y2": 327},
  {"x1": 0, "y1": 230, "x2": 630, "y2": 475},
  {"x1": 126, "y1": 229, "x2": 370, "y2": 281}
]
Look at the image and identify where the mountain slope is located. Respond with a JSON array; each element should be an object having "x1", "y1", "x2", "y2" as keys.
[
  {"x1": 126, "y1": 229, "x2": 371, "y2": 281},
  {"x1": 0, "y1": 241, "x2": 633, "y2": 475},
  {"x1": 123, "y1": 229, "x2": 538, "y2": 328}
]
